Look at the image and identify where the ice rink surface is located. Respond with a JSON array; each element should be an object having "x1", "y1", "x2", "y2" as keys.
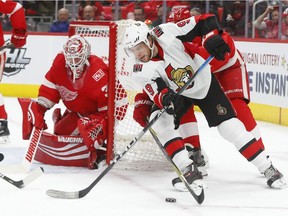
[{"x1": 0, "y1": 97, "x2": 287, "y2": 216}]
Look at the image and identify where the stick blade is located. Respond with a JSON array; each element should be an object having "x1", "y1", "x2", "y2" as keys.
[
  {"x1": 0, "y1": 164, "x2": 27, "y2": 173},
  {"x1": 46, "y1": 189, "x2": 80, "y2": 199},
  {"x1": 196, "y1": 188, "x2": 205, "y2": 204},
  {"x1": 21, "y1": 167, "x2": 44, "y2": 187}
]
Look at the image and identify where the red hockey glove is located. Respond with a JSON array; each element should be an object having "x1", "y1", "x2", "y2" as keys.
[
  {"x1": 78, "y1": 114, "x2": 107, "y2": 151},
  {"x1": 11, "y1": 29, "x2": 27, "y2": 48},
  {"x1": 133, "y1": 92, "x2": 153, "y2": 127},
  {"x1": 203, "y1": 30, "x2": 230, "y2": 61},
  {"x1": 28, "y1": 101, "x2": 48, "y2": 130}
]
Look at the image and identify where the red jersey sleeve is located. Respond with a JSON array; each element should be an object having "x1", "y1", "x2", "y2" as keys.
[
  {"x1": 0, "y1": 1, "x2": 26, "y2": 31},
  {"x1": 176, "y1": 14, "x2": 221, "y2": 43}
]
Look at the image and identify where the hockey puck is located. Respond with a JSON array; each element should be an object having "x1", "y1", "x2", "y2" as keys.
[
  {"x1": 0, "y1": 153, "x2": 4, "y2": 162},
  {"x1": 165, "y1": 197, "x2": 176, "y2": 203}
]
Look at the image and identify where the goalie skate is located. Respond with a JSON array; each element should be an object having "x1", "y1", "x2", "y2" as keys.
[
  {"x1": 0, "y1": 119, "x2": 10, "y2": 144},
  {"x1": 264, "y1": 164, "x2": 287, "y2": 189},
  {"x1": 172, "y1": 162, "x2": 205, "y2": 194}
]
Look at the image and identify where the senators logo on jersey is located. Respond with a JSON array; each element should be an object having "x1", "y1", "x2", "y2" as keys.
[
  {"x1": 165, "y1": 64, "x2": 195, "y2": 91},
  {"x1": 216, "y1": 104, "x2": 227, "y2": 116}
]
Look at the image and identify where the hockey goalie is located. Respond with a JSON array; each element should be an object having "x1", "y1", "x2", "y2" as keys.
[{"x1": 18, "y1": 35, "x2": 128, "y2": 169}]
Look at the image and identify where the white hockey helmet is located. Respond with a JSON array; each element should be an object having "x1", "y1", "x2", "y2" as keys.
[
  {"x1": 124, "y1": 21, "x2": 154, "y2": 59},
  {"x1": 124, "y1": 21, "x2": 152, "y2": 50},
  {"x1": 63, "y1": 35, "x2": 91, "y2": 82}
]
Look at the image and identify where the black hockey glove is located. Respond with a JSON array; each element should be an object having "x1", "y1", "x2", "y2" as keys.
[
  {"x1": 204, "y1": 34, "x2": 230, "y2": 61},
  {"x1": 162, "y1": 90, "x2": 184, "y2": 115},
  {"x1": 162, "y1": 91, "x2": 195, "y2": 130},
  {"x1": 154, "y1": 77, "x2": 184, "y2": 114}
]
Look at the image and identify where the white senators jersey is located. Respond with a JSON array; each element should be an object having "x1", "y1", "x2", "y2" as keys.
[{"x1": 131, "y1": 20, "x2": 212, "y2": 101}]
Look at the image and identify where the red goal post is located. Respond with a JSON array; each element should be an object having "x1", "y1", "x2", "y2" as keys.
[{"x1": 69, "y1": 21, "x2": 170, "y2": 170}]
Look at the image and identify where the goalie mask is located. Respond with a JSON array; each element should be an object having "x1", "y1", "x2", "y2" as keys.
[
  {"x1": 63, "y1": 35, "x2": 91, "y2": 82},
  {"x1": 124, "y1": 21, "x2": 154, "y2": 60}
]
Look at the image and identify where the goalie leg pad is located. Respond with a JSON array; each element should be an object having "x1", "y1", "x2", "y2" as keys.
[
  {"x1": 52, "y1": 108, "x2": 62, "y2": 124},
  {"x1": 34, "y1": 131, "x2": 90, "y2": 167},
  {"x1": 54, "y1": 111, "x2": 79, "y2": 136}
]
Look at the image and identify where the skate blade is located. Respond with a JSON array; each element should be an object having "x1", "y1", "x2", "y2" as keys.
[
  {"x1": 271, "y1": 178, "x2": 288, "y2": 189},
  {"x1": 0, "y1": 136, "x2": 10, "y2": 144},
  {"x1": 173, "y1": 179, "x2": 208, "y2": 193}
]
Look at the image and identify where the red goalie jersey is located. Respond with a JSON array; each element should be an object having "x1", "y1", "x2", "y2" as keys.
[{"x1": 38, "y1": 53, "x2": 125, "y2": 118}]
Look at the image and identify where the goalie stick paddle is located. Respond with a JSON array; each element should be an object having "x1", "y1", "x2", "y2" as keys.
[
  {"x1": 46, "y1": 55, "x2": 213, "y2": 199},
  {"x1": 0, "y1": 127, "x2": 43, "y2": 173},
  {"x1": 149, "y1": 128, "x2": 204, "y2": 204},
  {"x1": 0, "y1": 167, "x2": 44, "y2": 189}
]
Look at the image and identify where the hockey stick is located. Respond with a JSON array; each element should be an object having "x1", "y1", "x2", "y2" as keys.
[
  {"x1": 22, "y1": 127, "x2": 43, "y2": 171},
  {"x1": 0, "y1": 167, "x2": 44, "y2": 189},
  {"x1": 46, "y1": 55, "x2": 213, "y2": 199},
  {"x1": 0, "y1": 41, "x2": 13, "y2": 54},
  {"x1": 149, "y1": 128, "x2": 204, "y2": 204},
  {"x1": 0, "y1": 127, "x2": 43, "y2": 173}
]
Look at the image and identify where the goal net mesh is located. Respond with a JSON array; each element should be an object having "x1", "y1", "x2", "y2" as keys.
[{"x1": 69, "y1": 21, "x2": 171, "y2": 171}]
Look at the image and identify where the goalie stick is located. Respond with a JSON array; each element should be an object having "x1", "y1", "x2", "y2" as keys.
[
  {"x1": 0, "y1": 167, "x2": 44, "y2": 189},
  {"x1": 46, "y1": 55, "x2": 213, "y2": 200},
  {"x1": 0, "y1": 41, "x2": 13, "y2": 54},
  {"x1": 149, "y1": 128, "x2": 204, "y2": 204},
  {"x1": 0, "y1": 127, "x2": 43, "y2": 173}
]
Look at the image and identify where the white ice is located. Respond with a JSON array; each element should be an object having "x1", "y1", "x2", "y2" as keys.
[{"x1": 0, "y1": 97, "x2": 287, "y2": 216}]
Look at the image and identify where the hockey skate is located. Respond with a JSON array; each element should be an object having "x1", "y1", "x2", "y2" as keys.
[
  {"x1": 0, "y1": 119, "x2": 10, "y2": 144},
  {"x1": 188, "y1": 148, "x2": 208, "y2": 176},
  {"x1": 264, "y1": 164, "x2": 287, "y2": 189},
  {"x1": 172, "y1": 162, "x2": 204, "y2": 193}
]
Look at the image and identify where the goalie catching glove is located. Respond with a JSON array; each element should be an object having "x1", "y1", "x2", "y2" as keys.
[
  {"x1": 78, "y1": 114, "x2": 107, "y2": 169},
  {"x1": 78, "y1": 114, "x2": 107, "y2": 150},
  {"x1": 133, "y1": 91, "x2": 153, "y2": 127}
]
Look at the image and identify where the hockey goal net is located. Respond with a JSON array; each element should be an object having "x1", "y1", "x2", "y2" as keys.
[{"x1": 69, "y1": 21, "x2": 170, "y2": 171}]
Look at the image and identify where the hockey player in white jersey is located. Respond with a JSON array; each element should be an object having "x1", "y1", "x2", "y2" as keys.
[{"x1": 124, "y1": 16, "x2": 287, "y2": 190}]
